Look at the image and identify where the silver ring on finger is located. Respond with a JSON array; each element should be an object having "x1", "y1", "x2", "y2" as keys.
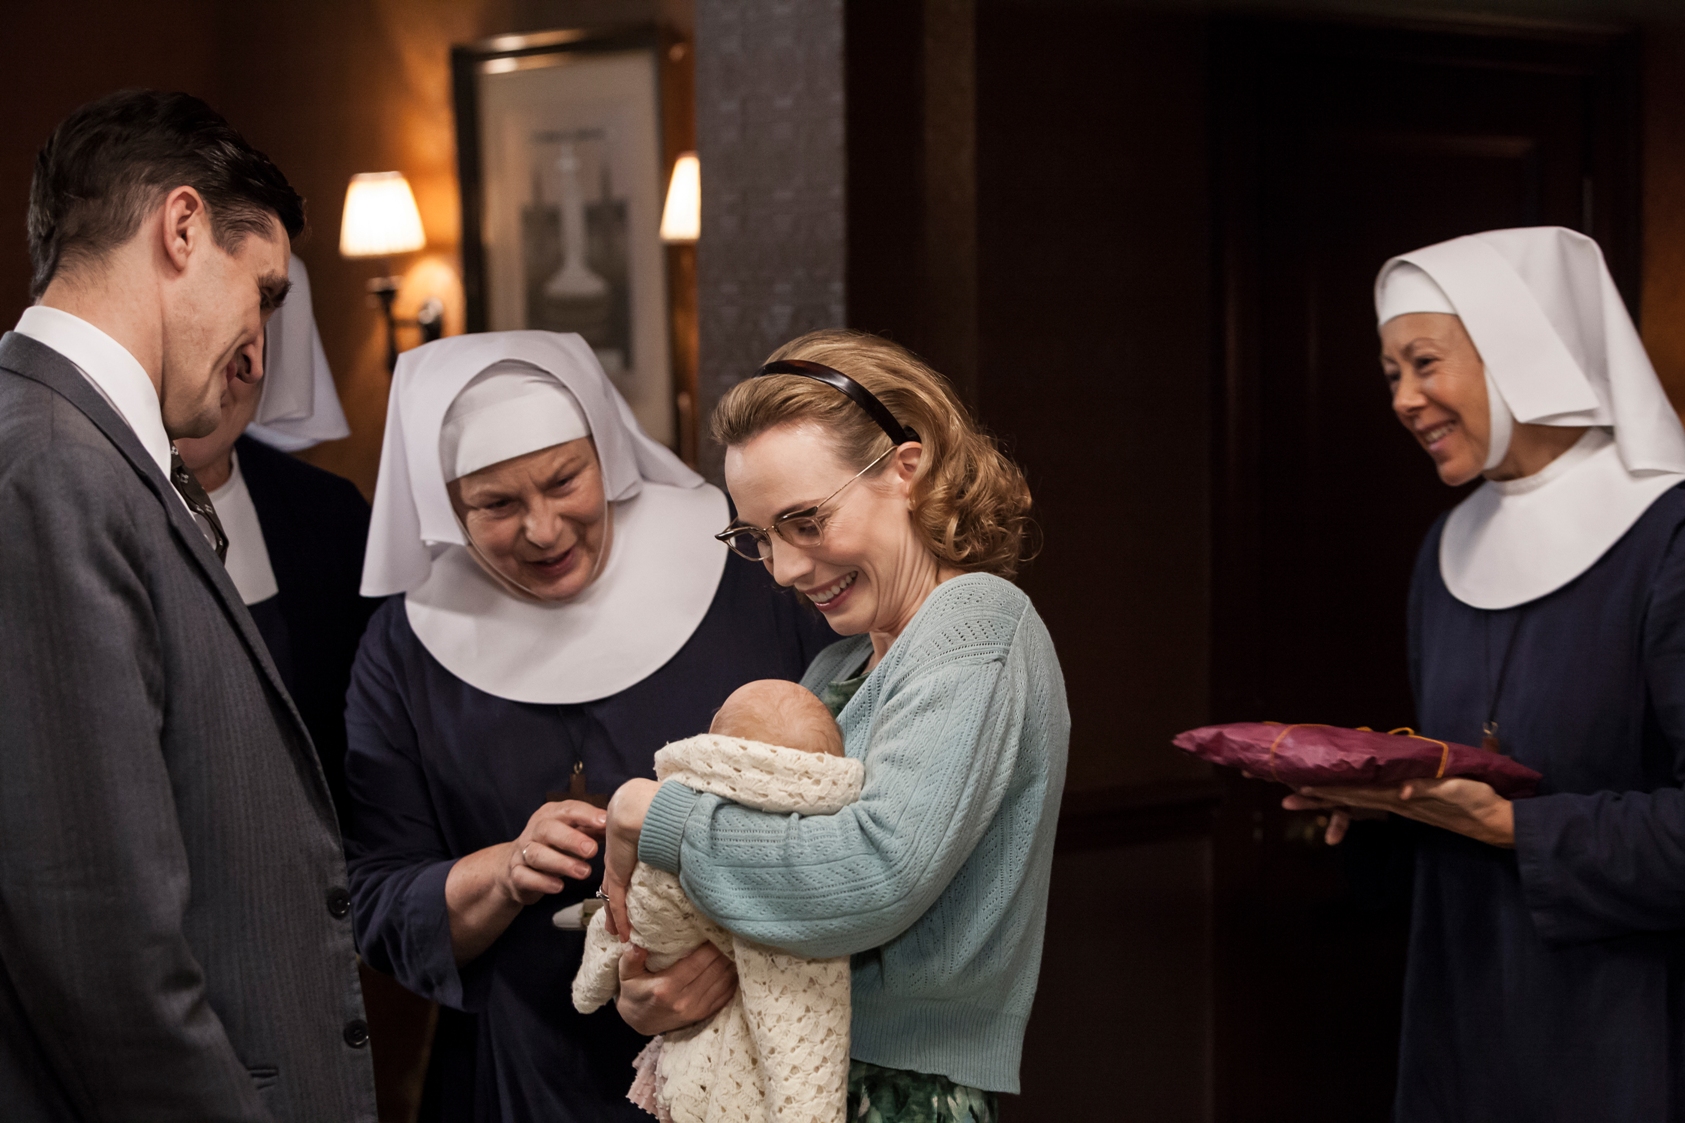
[{"x1": 521, "y1": 844, "x2": 531, "y2": 865}]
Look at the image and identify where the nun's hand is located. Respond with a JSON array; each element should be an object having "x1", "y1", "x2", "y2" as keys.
[
  {"x1": 1289, "y1": 778, "x2": 1514, "y2": 848},
  {"x1": 506, "y1": 800, "x2": 607, "y2": 905},
  {"x1": 615, "y1": 943, "x2": 737, "y2": 1036},
  {"x1": 444, "y1": 799, "x2": 606, "y2": 964},
  {"x1": 603, "y1": 779, "x2": 661, "y2": 938},
  {"x1": 1279, "y1": 796, "x2": 1388, "y2": 845}
]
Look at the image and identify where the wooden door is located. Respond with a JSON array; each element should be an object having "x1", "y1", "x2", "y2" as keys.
[{"x1": 1210, "y1": 15, "x2": 1640, "y2": 1121}]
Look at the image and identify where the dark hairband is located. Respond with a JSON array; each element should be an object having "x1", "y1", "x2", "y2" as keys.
[{"x1": 754, "y1": 359, "x2": 919, "y2": 445}]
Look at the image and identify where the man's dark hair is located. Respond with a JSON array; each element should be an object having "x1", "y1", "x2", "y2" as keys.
[{"x1": 27, "y1": 90, "x2": 305, "y2": 298}]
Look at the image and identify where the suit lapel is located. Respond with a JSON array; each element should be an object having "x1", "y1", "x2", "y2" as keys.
[{"x1": 0, "y1": 332, "x2": 321, "y2": 764}]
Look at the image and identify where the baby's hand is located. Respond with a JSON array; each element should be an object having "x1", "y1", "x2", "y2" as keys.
[{"x1": 603, "y1": 778, "x2": 661, "y2": 937}]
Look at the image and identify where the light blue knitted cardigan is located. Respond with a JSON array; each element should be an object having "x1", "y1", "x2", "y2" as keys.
[{"x1": 638, "y1": 573, "x2": 1070, "y2": 1093}]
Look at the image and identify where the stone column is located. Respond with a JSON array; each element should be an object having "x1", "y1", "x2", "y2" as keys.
[{"x1": 694, "y1": 0, "x2": 847, "y2": 482}]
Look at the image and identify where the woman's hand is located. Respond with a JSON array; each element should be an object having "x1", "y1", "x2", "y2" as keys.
[
  {"x1": 1277, "y1": 799, "x2": 1386, "y2": 845},
  {"x1": 505, "y1": 800, "x2": 607, "y2": 904},
  {"x1": 614, "y1": 943, "x2": 738, "y2": 1035},
  {"x1": 1285, "y1": 778, "x2": 1515, "y2": 848},
  {"x1": 444, "y1": 800, "x2": 606, "y2": 965},
  {"x1": 603, "y1": 778, "x2": 660, "y2": 938}
]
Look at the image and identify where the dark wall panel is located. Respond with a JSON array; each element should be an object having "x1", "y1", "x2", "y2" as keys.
[
  {"x1": 1007, "y1": 838, "x2": 1214, "y2": 1123},
  {"x1": 846, "y1": 1, "x2": 926, "y2": 354},
  {"x1": 0, "y1": 3, "x2": 221, "y2": 322},
  {"x1": 974, "y1": 4, "x2": 1214, "y2": 792}
]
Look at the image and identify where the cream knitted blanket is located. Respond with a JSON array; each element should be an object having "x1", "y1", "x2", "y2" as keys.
[{"x1": 573, "y1": 734, "x2": 864, "y2": 1123}]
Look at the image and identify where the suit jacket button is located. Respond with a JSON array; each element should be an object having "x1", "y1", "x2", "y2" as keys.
[
  {"x1": 327, "y1": 887, "x2": 352, "y2": 919},
  {"x1": 343, "y1": 1019, "x2": 369, "y2": 1048}
]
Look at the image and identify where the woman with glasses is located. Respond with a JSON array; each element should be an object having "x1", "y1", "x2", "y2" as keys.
[
  {"x1": 340, "y1": 332, "x2": 834, "y2": 1123},
  {"x1": 600, "y1": 329, "x2": 1071, "y2": 1123}
]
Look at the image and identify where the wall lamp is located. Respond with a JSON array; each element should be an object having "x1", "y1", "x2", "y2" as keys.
[
  {"x1": 661, "y1": 152, "x2": 701, "y2": 463},
  {"x1": 660, "y1": 152, "x2": 700, "y2": 244},
  {"x1": 340, "y1": 171, "x2": 443, "y2": 372}
]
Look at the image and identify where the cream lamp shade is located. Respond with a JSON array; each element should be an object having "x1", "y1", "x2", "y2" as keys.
[
  {"x1": 659, "y1": 153, "x2": 700, "y2": 244},
  {"x1": 340, "y1": 171, "x2": 426, "y2": 257}
]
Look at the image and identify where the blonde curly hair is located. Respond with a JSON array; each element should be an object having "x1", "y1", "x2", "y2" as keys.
[{"x1": 711, "y1": 329, "x2": 1034, "y2": 579}]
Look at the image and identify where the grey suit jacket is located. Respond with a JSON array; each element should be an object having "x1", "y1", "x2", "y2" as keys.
[{"x1": 0, "y1": 332, "x2": 378, "y2": 1122}]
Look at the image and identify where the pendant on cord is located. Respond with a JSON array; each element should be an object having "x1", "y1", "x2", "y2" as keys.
[
  {"x1": 546, "y1": 760, "x2": 611, "y2": 809},
  {"x1": 1483, "y1": 614, "x2": 1526, "y2": 757}
]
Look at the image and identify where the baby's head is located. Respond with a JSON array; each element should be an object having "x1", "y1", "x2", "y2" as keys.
[{"x1": 709, "y1": 679, "x2": 844, "y2": 756}]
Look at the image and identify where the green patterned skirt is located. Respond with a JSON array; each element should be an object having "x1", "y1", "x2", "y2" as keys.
[{"x1": 847, "y1": 1060, "x2": 997, "y2": 1123}]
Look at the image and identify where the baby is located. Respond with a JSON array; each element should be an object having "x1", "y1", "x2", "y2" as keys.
[
  {"x1": 573, "y1": 680, "x2": 862, "y2": 1123},
  {"x1": 708, "y1": 677, "x2": 846, "y2": 757}
]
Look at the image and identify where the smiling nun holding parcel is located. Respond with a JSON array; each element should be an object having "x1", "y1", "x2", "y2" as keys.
[
  {"x1": 1336, "y1": 228, "x2": 1685, "y2": 1122},
  {"x1": 342, "y1": 331, "x2": 833, "y2": 1123}
]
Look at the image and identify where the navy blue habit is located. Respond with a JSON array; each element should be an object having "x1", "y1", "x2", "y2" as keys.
[
  {"x1": 343, "y1": 554, "x2": 835, "y2": 1123},
  {"x1": 1399, "y1": 485, "x2": 1685, "y2": 1122},
  {"x1": 234, "y1": 434, "x2": 377, "y2": 829}
]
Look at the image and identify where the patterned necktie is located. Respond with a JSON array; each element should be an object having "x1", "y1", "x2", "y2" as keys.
[{"x1": 169, "y1": 445, "x2": 229, "y2": 562}]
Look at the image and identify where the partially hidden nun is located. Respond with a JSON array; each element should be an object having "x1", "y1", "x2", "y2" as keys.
[
  {"x1": 1289, "y1": 226, "x2": 1685, "y2": 1121},
  {"x1": 343, "y1": 331, "x2": 834, "y2": 1122},
  {"x1": 175, "y1": 252, "x2": 374, "y2": 823}
]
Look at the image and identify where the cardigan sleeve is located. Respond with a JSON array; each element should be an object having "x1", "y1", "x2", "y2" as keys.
[
  {"x1": 637, "y1": 609, "x2": 1030, "y2": 960},
  {"x1": 1514, "y1": 521, "x2": 1685, "y2": 943}
]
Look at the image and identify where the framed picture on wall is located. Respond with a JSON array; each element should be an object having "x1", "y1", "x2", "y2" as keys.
[{"x1": 453, "y1": 27, "x2": 674, "y2": 446}]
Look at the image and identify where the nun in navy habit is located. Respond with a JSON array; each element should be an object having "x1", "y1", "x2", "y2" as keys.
[
  {"x1": 176, "y1": 254, "x2": 372, "y2": 822},
  {"x1": 1292, "y1": 227, "x2": 1685, "y2": 1122},
  {"x1": 343, "y1": 331, "x2": 831, "y2": 1123}
]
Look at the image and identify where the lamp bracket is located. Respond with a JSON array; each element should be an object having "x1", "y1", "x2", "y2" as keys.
[{"x1": 367, "y1": 277, "x2": 445, "y2": 372}]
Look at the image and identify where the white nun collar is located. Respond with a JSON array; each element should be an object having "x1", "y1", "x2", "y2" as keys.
[
  {"x1": 407, "y1": 482, "x2": 727, "y2": 704},
  {"x1": 1441, "y1": 429, "x2": 1682, "y2": 609}
]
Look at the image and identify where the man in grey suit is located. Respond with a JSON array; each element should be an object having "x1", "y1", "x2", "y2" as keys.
[{"x1": 0, "y1": 91, "x2": 377, "y2": 1121}]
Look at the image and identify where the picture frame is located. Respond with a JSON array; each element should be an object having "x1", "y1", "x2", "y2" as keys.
[{"x1": 452, "y1": 27, "x2": 677, "y2": 446}]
